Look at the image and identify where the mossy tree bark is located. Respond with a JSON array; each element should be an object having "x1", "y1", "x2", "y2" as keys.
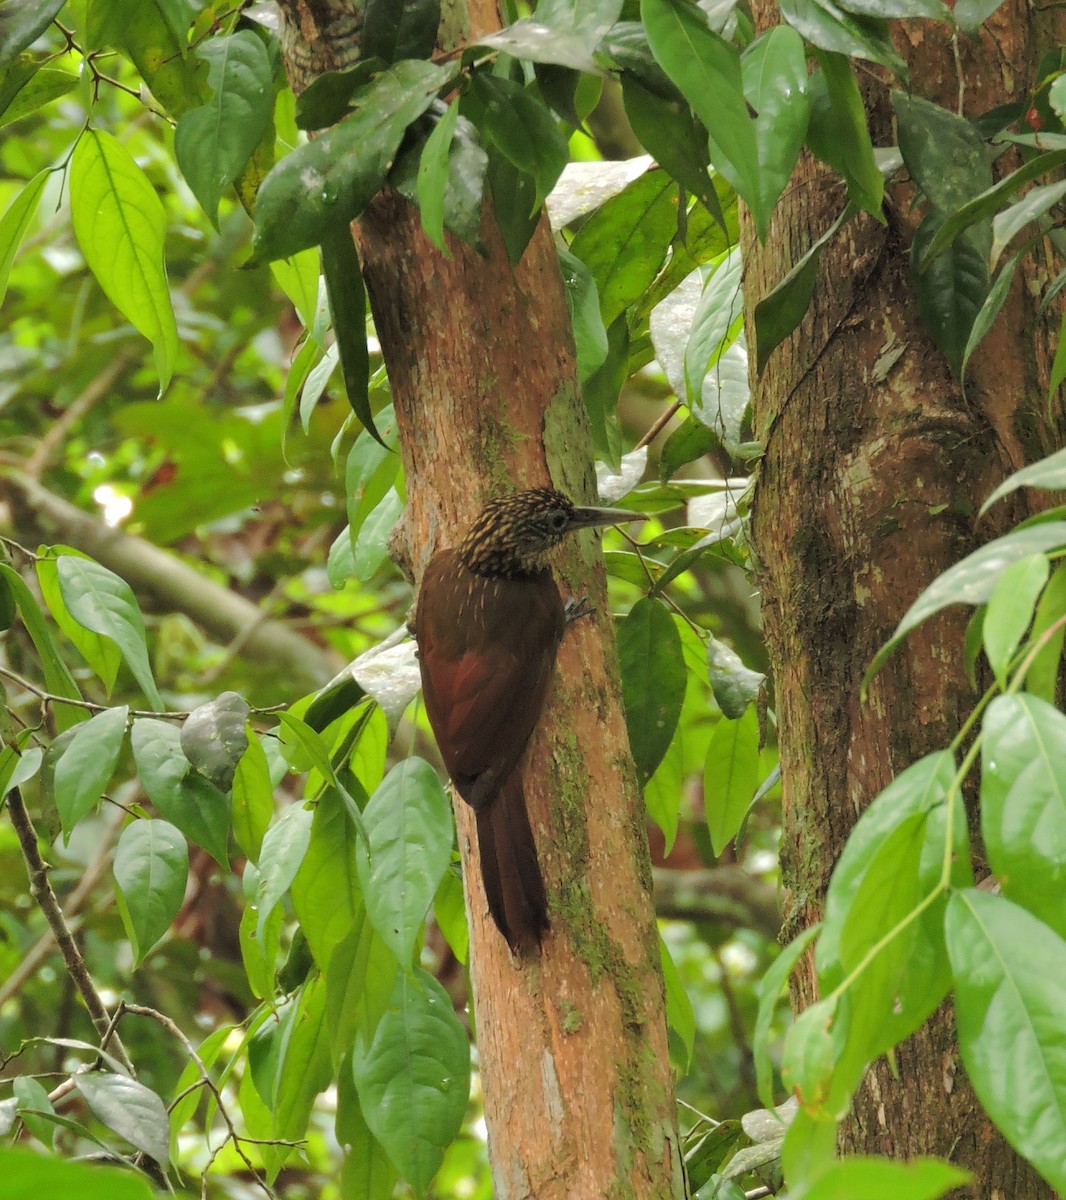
[
  {"x1": 743, "y1": 3, "x2": 1063, "y2": 1192},
  {"x1": 275, "y1": 3, "x2": 683, "y2": 1197}
]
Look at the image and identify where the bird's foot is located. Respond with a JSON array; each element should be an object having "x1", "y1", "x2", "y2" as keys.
[{"x1": 564, "y1": 595, "x2": 596, "y2": 623}]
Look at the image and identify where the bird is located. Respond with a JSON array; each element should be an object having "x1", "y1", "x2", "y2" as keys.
[{"x1": 413, "y1": 487, "x2": 641, "y2": 953}]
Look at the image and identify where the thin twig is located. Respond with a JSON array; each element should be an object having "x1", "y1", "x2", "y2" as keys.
[
  {"x1": 635, "y1": 399, "x2": 683, "y2": 450},
  {"x1": 116, "y1": 1002, "x2": 279, "y2": 1200},
  {"x1": 5, "y1": 787, "x2": 135, "y2": 1075}
]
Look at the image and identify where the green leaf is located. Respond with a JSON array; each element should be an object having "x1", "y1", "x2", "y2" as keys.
[
  {"x1": 792, "y1": 1157, "x2": 970, "y2": 1200},
  {"x1": 276, "y1": 710, "x2": 368, "y2": 838},
  {"x1": 960, "y1": 247, "x2": 1021, "y2": 379},
  {"x1": 753, "y1": 201, "x2": 856, "y2": 373},
  {"x1": 355, "y1": 757, "x2": 453, "y2": 965},
  {"x1": 36, "y1": 548, "x2": 122, "y2": 695},
  {"x1": 981, "y1": 443, "x2": 1066, "y2": 515},
  {"x1": 805, "y1": 53, "x2": 884, "y2": 218},
  {"x1": 326, "y1": 913, "x2": 398, "y2": 1066},
  {"x1": 570, "y1": 168, "x2": 678, "y2": 327},
  {"x1": 659, "y1": 416, "x2": 720, "y2": 481},
  {"x1": 69, "y1": 129, "x2": 179, "y2": 393},
  {"x1": 231, "y1": 733, "x2": 275, "y2": 863},
  {"x1": 254, "y1": 61, "x2": 449, "y2": 261},
  {"x1": 353, "y1": 484, "x2": 404, "y2": 581},
  {"x1": 753, "y1": 924, "x2": 821, "y2": 1108},
  {"x1": 993, "y1": 179, "x2": 1066, "y2": 267},
  {"x1": 660, "y1": 934, "x2": 695, "y2": 1070},
  {"x1": 865, "y1": 522, "x2": 1066, "y2": 687},
  {"x1": 180, "y1": 691, "x2": 250, "y2": 791},
  {"x1": 0, "y1": 563, "x2": 85, "y2": 730},
  {"x1": 353, "y1": 968, "x2": 471, "y2": 1197},
  {"x1": 946, "y1": 890, "x2": 1066, "y2": 1194},
  {"x1": 684, "y1": 247, "x2": 743, "y2": 406},
  {"x1": 53, "y1": 706, "x2": 129, "y2": 837},
  {"x1": 0, "y1": 170, "x2": 47, "y2": 306},
  {"x1": 742, "y1": 26, "x2": 810, "y2": 240},
  {"x1": 706, "y1": 634, "x2": 764, "y2": 719},
  {"x1": 0, "y1": 2, "x2": 64, "y2": 69},
  {"x1": 273, "y1": 976, "x2": 332, "y2": 1144},
  {"x1": 982, "y1": 694, "x2": 1066, "y2": 939},
  {"x1": 704, "y1": 705, "x2": 760, "y2": 855},
  {"x1": 982, "y1": 553, "x2": 1049, "y2": 685},
  {"x1": 73, "y1": 1073, "x2": 170, "y2": 1166},
  {"x1": 363, "y1": 0, "x2": 441, "y2": 62},
  {"x1": 559, "y1": 245, "x2": 608, "y2": 384},
  {"x1": 55, "y1": 551, "x2": 163, "y2": 710},
  {"x1": 641, "y1": 0, "x2": 762, "y2": 228},
  {"x1": 321, "y1": 226, "x2": 376, "y2": 441},
  {"x1": 13, "y1": 1075, "x2": 58, "y2": 1148},
  {"x1": 781, "y1": 996, "x2": 838, "y2": 1114},
  {"x1": 778, "y1": 0, "x2": 905, "y2": 76},
  {"x1": 116, "y1": 0, "x2": 206, "y2": 119},
  {"x1": 0, "y1": 1147, "x2": 156, "y2": 1200},
  {"x1": 911, "y1": 211, "x2": 990, "y2": 381},
  {"x1": 294, "y1": 58, "x2": 387, "y2": 131},
  {"x1": 617, "y1": 598, "x2": 686, "y2": 782},
  {"x1": 270, "y1": 249, "x2": 321, "y2": 330},
  {"x1": 292, "y1": 786, "x2": 363, "y2": 971},
  {"x1": 255, "y1": 801, "x2": 314, "y2": 939},
  {"x1": 131, "y1": 718, "x2": 230, "y2": 866},
  {"x1": 113, "y1": 819, "x2": 189, "y2": 966},
  {"x1": 477, "y1": 0, "x2": 621, "y2": 71},
  {"x1": 0, "y1": 65, "x2": 74, "y2": 128},
  {"x1": 1024, "y1": 561, "x2": 1066, "y2": 702},
  {"x1": 894, "y1": 92, "x2": 992, "y2": 219},
  {"x1": 621, "y1": 78, "x2": 722, "y2": 224},
  {"x1": 337, "y1": 1067, "x2": 399, "y2": 1200},
  {"x1": 469, "y1": 73, "x2": 568, "y2": 216},
  {"x1": 416, "y1": 98, "x2": 460, "y2": 253},
  {"x1": 174, "y1": 30, "x2": 274, "y2": 227},
  {"x1": 917, "y1": 151, "x2": 1066, "y2": 268}
]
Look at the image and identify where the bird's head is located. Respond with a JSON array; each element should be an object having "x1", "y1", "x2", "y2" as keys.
[{"x1": 458, "y1": 488, "x2": 641, "y2": 578}]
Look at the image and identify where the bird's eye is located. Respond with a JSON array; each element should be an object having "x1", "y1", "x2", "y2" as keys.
[{"x1": 552, "y1": 512, "x2": 568, "y2": 530}]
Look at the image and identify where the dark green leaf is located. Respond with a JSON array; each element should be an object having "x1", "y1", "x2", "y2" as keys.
[
  {"x1": 180, "y1": 691, "x2": 250, "y2": 791},
  {"x1": 174, "y1": 30, "x2": 273, "y2": 227},
  {"x1": 416, "y1": 98, "x2": 460, "y2": 252},
  {"x1": 559, "y1": 245, "x2": 608, "y2": 383},
  {"x1": 484, "y1": 146, "x2": 540, "y2": 267},
  {"x1": 982, "y1": 694, "x2": 1066, "y2": 939},
  {"x1": 597, "y1": 21, "x2": 680, "y2": 99},
  {"x1": 295, "y1": 58, "x2": 387, "y2": 131},
  {"x1": 355, "y1": 757, "x2": 453, "y2": 964},
  {"x1": 469, "y1": 73, "x2": 568, "y2": 215},
  {"x1": 231, "y1": 732, "x2": 275, "y2": 863},
  {"x1": 113, "y1": 819, "x2": 189, "y2": 966},
  {"x1": 53, "y1": 706, "x2": 128, "y2": 837},
  {"x1": 363, "y1": 0, "x2": 441, "y2": 63},
  {"x1": 273, "y1": 976, "x2": 332, "y2": 1144},
  {"x1": 960, "y1": 247, "x2": 1020, "y2": 379},
  {"x1": 254, "y1": 61, "x2": 449, "y2": 261},
  {"x1": 659, "y1": 416, "x2": 720, "y2": 481},
  {"x1": 322, "y1": 226, "x2": 376, "y2": 441},
  {"x1": 704, "y1": 704, "x2": 760, "y2": 854},
  {"x1": 684, "y1": 1121, "x2": 745, "y2": 1193},
  {"x1": 946, "y1": 890, "x2": 1066, "y2": 1194},
  {"x1": 353, "y1": 968, "x2": 471, "y2": 1196},
  {"x1": 618, "y1": 598, "x2": 686, "y2": 782},
  {"x1": 894, "y1": 91, "x2": 992, "y2": 221},
  {"x1": 73, "y1": 1073, "x2": 170, "y2": 1165},
  {"x1": 865, "y1": 523, "x2": 1066, "y2": 687},
  {"x1": 477, "y1": 0, "x2": 621, "y2": 71},
  {"x1": 917, "y1": 151, "x2": 1066, "y2": 268},
  {"x1": 0, "y1": 1, "x2": 64, "y2": 69},
  {"x1": 583, "y1": 315, "x2": 629, "y2": 466},
  {"x1": 13, "y1": 1075, "x2": 57, "y2": 1148},
  {"x1": 838, "y1": 0, "x2": 949, "y2": 15}
]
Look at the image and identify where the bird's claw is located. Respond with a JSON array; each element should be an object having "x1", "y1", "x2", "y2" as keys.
[{"x1": 564, "y1": 595, "x2": 596, "y2": 623}]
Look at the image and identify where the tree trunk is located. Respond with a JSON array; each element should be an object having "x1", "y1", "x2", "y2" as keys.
[
  {"x1": 274, "y1": 4, "x2": 684, "y2": 1197},
  {"x1": 743, "y1": 3, "x2": 1062, "y2": 1192}
]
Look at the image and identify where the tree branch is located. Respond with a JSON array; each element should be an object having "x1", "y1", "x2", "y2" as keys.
[
  {"x1": 653, "y1": 866, "x2": 780, "y2": 940},
  {"x1": 2, "y1": 472, "x2": 337, "y2": 693},
  {"x1": 4, "y1": 787, "x2": 135, "y2": 1075}
]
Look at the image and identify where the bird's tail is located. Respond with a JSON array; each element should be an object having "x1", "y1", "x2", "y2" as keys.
[{"x1": 475, "y1": 778, "x2": 549, "y2": 954}]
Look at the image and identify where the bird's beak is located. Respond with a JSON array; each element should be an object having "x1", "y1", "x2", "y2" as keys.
[{"x1": 568, "y1": 505, "x2": 644, "y2": 531}]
